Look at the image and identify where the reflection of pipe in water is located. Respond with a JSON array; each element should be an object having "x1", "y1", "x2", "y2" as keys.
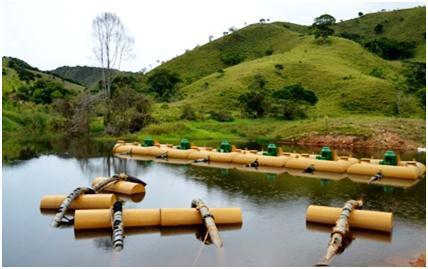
[
  {"x1": 305, "y1": 222, "x2": 392, "y2": 243},
  {"x1": 236, "y1": 165, "x2": 286, "y2": 175},
  {"x1": 114, "y1": 153, "x2": 155, "y2": 162},
  {"x1": 347, "y1": 174, "x2": 420, "y2": 189},
  {"x1": 155, "y1": 158, "x2": 193, "y2": 165},
  {"x1": 74, "y1": 224, "x2": 242, "y2": 247},
  {"x1": 191, "y1": 161, "x2": 238, "y2": 170},
  {"x1": 286, "y1": 169, "x2": 346, "y2": 181}
]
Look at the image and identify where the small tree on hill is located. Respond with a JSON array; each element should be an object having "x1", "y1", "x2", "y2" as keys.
[
  {"x1": 358, "y1": 12, "x2": 364, "y2": 17},
  {"x1": 374, "y1": 24, "x2": 384, "y2": 34},
  {"x1": 312, "y1": 14, "x2": 336, "y2": 41},
  {"x1": 147, "y1": 69, "x2": 181, "y2": 101}
]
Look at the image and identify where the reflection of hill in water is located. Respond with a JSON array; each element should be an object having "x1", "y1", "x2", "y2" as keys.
[
  {"x1": 181, "y1": 165, "x2": 425, "y2": 223},
  {"x1": 2, "y1": 136, "x2": 114, "y2": 164}
]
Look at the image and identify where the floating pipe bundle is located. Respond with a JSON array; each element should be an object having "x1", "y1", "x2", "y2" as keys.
[{"x1": 74, "y1": 208, "x2": 243, "y2": 230}]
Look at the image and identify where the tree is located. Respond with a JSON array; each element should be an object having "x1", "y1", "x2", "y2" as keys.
[
  {"x1": 374, "y1": 24, "x2": 384, "y2": 34},
  {"x1": 270, "y1": 84, "x2": 318, "y2": 120},
  {"x1": 358, "y1": 12, "x2": 364, "y2": 17},
  {"x1": 92, "y1": 12, "x2": 135, "y2": 130},
  {"x1": 238, "y1": 75, "x2": 270, "y2": 118},
  {"x1": 312, "y1": 14, "x2": 336, "y2": 41},
  {"x1": 147, "y1": 69, "x2": 181, "y2": 101}
]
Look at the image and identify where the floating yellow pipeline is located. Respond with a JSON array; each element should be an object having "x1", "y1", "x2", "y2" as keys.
[
  {"x1": 92, "y1": 177, "x2": 145, "y2": 195},
  {"x1": 306, "y1": 205, "x2": 393, "y2": 232},
  {"x1": 40, "y1": 194, "x2": 116, "y2": 209},
  {"x1": 347, "y1": 162, "x2": 420, "y2": 180},
  {"x1": 74, "y1": 208, "x2": 243, "y2": 230}
]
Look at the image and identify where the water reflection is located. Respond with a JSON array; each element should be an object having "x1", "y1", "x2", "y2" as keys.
[
  {"x1": 306, "y1": 222, "x2": 392, "y2": 243},
  {"x1": 74, "y1": 224, "x2": 242, "y2": 251},
  {"x1": 3, "y1": 139, "x2": 426, "y2": 266}
]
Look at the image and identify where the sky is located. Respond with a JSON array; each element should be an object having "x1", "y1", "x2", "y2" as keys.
[{"x1": 1, "y1": 0, "x2": 425, "y2": 72}]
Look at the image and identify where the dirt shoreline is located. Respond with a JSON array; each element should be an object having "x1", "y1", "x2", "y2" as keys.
[{"x1": 280, "y1": 132, "x2": 423, "y2": 150}]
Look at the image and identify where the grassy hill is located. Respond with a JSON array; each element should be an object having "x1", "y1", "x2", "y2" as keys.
[
  {"x1": 333, "y1": 6, "x2": 426, "y2": 62},
  {"x1": 2, "y1": 57, "x2": 85, "y2": 94},
  {"x1": 145, "y1": 23, "x2": 306, "y2": 86},
  {"x1": 2, "y1": 6, "x2": 425, "y2": 148},
  {"x1": 150, "y1": 29, "x2": 423, "y2": 121},
  {"x1": 50, "y1": 65, "x2": 111, "y2": 89},
  {"x1": 2, "y1": 57, "x2": 85, "y2": 136},
  {"x1": 138, "y1": 6, "x2": 425, "y2": 146}
]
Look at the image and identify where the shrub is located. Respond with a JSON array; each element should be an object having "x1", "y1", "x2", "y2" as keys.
[
  {"x1": 220, "y1": 52, "x2": 246, "y2": 66},
  {"x1": 339, "y1": 32, "x2": 363, "y2": 43},
  {"x1": 369, "y1": 67, "x2": 385, "y2": 78},
  {"x1": 265, "y1": 48, "x2": 274, "y2": 56},
  {"x1": 364, "y1": 38, "x2": 416, "y2": 60},
  {"x1": 147, "y1": 69, "x2": 181, "y2": 101},
  {"x1": 269, "y1": 84, "x2": 318, "y2": 120},
  {"x1": 275, "y1": 64, "x2": 284, "y2": 70},
  {"x1": 272, "y1": 84, "x2": 318, "y2": 105},
  {"x1": 374, "y1": 24, "x2": 384, "y2": 34},
  {"x1": 209, "y1": 111, "x2": 234, "y2": 122},
  {"x1": 238, "y1": 75, "x2": 270, "y2": 118},
  {"x1": 216, "y1": 69, "x2": 225, "y2": 78},
  {"x1": 180, "y1": 104, "x2": 197, "y2": 120}
]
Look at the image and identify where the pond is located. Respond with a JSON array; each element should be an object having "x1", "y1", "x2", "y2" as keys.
[{"x1": 2, "y1": 138, "x2": 426, "y2": 266}]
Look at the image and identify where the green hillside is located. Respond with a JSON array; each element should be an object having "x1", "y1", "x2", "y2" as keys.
[
  {"x1": 2, "y1": 57, "x2": 85, "y2": 94},
  {"x1": 51, "y1": 65, "x2": 114, "y2": 88},
  {"x1": 149, "y1": 29, "x2": 423, "y2": 121},
  {"x1": 333, "y1": 6, "x2": 426, "y2": 62},
  {"x1": 146, "y1": 23, "x2": 306, "y2": 86},
  {"x1": 2, "y1": 6, "x2": 425, "y2": 148},
  {"x1": 2, "y1": 57, "x2": 85, "y2": 136}
]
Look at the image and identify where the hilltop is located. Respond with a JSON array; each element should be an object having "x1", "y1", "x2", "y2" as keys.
[
  {"x1": 333, "y1": 6, "x2": 426, "y2": 62},
  {"x1": 51, "y1": 65, "x2": 118, "y2": 89}
]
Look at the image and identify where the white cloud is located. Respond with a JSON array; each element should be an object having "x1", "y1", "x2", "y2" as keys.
[{"x1": 1, "y1": 0, "x2": 424, "y2": 72}]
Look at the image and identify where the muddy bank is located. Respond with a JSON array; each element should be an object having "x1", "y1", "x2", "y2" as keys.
[
  {"x1": 282, "y1": 131, "x2": 422, "y2": 150},
  {"x1": 410, "y1": 254, "x2": 426, "y2": 267}
]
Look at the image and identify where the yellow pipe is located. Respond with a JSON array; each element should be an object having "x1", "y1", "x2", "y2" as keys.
[
  {"x1": 347, "y1": 163, "x2": 419, "y2": 180},
  {"x1": 286, "y1": 158, "x2": 355, "y2": 173},
  {"x1": 209, "y1": 152, "x2": 239, "y2": 162},
  {"x1": 187, "y1": 150, "x2": 210, "y2": 160},
  {"x1": 306, "y1": 205, "x2": 393, "y2": 232},
  {"x1": 40, "y1": 194, "x2": 116, "y2": 209},
  {"x1": 74, "y1": 208, "x2": 242, "y2": 230},
  {"x1": 91, "y1": 177, "x2": 145, "y2": 195}
]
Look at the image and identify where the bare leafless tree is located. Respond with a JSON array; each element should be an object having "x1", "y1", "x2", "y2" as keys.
[{"x1": 92, "y1": 12, "x2": 134, "y2": 130}]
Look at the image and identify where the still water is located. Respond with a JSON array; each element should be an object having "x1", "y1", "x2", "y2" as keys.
[{"x1": 2, "y1": 139, "x2": 426, "y2": 266}]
